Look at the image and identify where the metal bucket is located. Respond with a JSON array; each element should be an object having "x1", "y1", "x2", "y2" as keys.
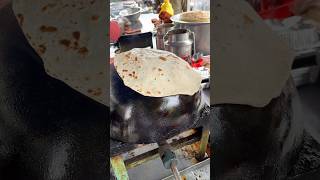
[
  {"x1": 164, "y1": 28, "x2": 195, "y2": 59},
  {"x1": 156, "y1": 23, "x2": 175, "y2": 50}
]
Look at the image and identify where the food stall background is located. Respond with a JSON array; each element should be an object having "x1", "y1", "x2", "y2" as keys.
[{"x1": 109, "y1": 1, "x2": 211, "y2": 180}]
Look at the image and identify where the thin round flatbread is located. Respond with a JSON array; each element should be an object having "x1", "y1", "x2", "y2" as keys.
[
  {"x1": 212, "y1": 0, "x2": 294, "y2": 107},
  {"x1": 12, "y1": 0, "x2": 108, "y2": 106},
  {"x1": 114, "y1": 48, "x2": 202, "y2": 97},
  {"x1": 179, "y1": 11, "x2": 210, "y2": 22}
]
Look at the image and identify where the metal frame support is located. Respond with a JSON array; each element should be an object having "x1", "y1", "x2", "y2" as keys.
[
  {"x1": 110, "y1": 156, "x2": 129, "y2": 180},
  {"x1": 159, "y1": 143, "x2": 182, "y2": 180},
  {"x1": 196, "y1": 128, "x2": 210, "y2": 161}
]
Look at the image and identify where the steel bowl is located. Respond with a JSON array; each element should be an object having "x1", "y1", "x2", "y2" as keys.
[
  {"x1": 171, "y1": 13, "x2": 210, "y2": 55},
  {"x1": 119, "y1": 7, "x2": 141, "y2": 22}
]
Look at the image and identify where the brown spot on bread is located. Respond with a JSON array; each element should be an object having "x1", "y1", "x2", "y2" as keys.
[
  {"x1": 72, "y1": 31, "x2": 80, "y2": 40},
  {"x1": 159, "y1": 56, "x2": 166, "y2": 61},
  {"x1": 59, "y1": 39, "x2": 71, "y2": 47},
  {"x1": 78, "y1": 47, "x2": 89, "y2": 56},
  {"x1": 122, "y1": 69, "x2": 128, "y2": 72},
  {"x1": 42, "y1": 3, "x2": 56, "y2": 12},
  {"x1": 93, "y1": 88, "x2": 102, "y2": 96},
  {"x1": 91, "y1": 15, "x2": 99, "y2": 21},
  {"x1": 73, "y1": 41, "x2": 79, "y2": 49},
  {"x1": 135, "y1": 57, "x2": 138, "y2": 61},
  {"x1": 87, "y1": 88, "x2": 102, "y2": 96},
  {"x1": 158, "y1": 91, "x2": 161, "y2": 94},
  {"x1": 38, "y1": 44, "x2": 46, "y2": 54},
  {"x1": 129, "y1": 74, "x2": 132, "y2": 77},
  {"x1": 40, "y1": 25, "x2": 58, "y2": 32},
  {"x1": 158, "y1": 68, "x2": 162, "y2": 71},
  {"x1": 94, "y1": 91, "x2": 102, "y2": 96},
  {"x1": 17, "y1": 14, "x2": 24, "y2": 26},
  {"x1": 147, "y1": 91, "x2": 151, "y2": 94}
]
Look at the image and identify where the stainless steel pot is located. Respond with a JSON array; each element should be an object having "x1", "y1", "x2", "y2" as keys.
[
  {"x1": 163, "y1": 28, "x2": 195, "y2": 59},
  {"x1": 171, "y1": 14, "x2": 210, "y2": 55}
]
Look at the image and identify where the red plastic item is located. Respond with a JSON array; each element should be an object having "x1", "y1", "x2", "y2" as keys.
[
  {"x1": 258, "y1": 0, "x2": 295, "y2": 20},
  {"x1": 110, "y1": 20, "x2": 121, "y2": 43},
  {"x1": 191, "y1": 58, "x2": 204, "y2": 68}
]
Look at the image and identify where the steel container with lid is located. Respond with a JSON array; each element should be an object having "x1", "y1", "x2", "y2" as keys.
[
  {"x1": 164, "y1": 28, "x2": 195, "y2": 59},
  {"x1": 156, "y1": 23, "x2": 175, "y2": 50}
]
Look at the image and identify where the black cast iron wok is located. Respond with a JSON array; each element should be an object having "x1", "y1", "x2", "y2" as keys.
[{"x1": 110, "y1": 65, "x2": 210, "y2": 144}]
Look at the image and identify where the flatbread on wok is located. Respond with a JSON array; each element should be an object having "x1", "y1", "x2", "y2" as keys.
[
  {"x1": 212, "y1": 0, "x2": 294, "y2": 107},
  {"x1": 179, "y1": 11, "x2": 210, "y2": 22},
  {"x1": 12, "y1": 0, "x2": 108, "y2": 106},
  {"x1": 114, "y1": 48, "x2": 202, "y2": 97}
]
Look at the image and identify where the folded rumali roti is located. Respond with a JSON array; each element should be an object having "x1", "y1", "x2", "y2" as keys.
[
  {"x1": 114, "y1": 48, "x2": 202, "y2": 97},
  {"x1": 12, "y1": 0, "x2": 108, "y2": 106},
  {"x1": 179, "y1": 11, "x2": 210, "y2": 22}
]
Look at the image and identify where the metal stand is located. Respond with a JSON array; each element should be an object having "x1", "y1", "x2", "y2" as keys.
[
  {"x1": 159, "y1": 143, "x2": 182, "y2": 180},
  {"x1": 196, "y1": 128, "x2": 210, "y2": 161},
  {"x1": 110, "y1": 156, "x2": 129, "y2": 180},
  {"x1": 109, "y1": 128, "x2": 210, "y2": 180}
]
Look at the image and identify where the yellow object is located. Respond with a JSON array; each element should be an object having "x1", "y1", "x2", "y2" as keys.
[{"x1": 160, "y1": 0, "x2": 174, "y2": 16}]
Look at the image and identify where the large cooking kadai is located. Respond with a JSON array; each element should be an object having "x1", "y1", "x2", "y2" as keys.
[{"x1": 110, "y1": 48, "x2": 210, "y2": 143}]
